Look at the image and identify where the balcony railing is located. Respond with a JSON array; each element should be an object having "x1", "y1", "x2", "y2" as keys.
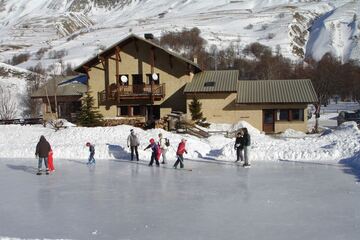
[{"x1": 98, "y1": 83, "x2": 165, "y2": 105}]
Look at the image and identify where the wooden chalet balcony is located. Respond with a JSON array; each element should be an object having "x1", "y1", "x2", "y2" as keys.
[{"x1": 98, "y1": 83, "x2": 165, "y2": 105}]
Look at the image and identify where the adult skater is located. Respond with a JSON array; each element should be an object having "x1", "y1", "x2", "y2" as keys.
[
  {"x1": 86, "y1": 142, "x2": 96, "y2": 165},
  {"x1": 242, "y1": 128, "x2": 251, "y2": 168},
  {"x1": 127, "y1": 129, "x2": 140, "y2": 161},
  {"x1": 158, "y1": 133, "x2": 168, "y2": 164},
  {"x1": 234, "y1": 130, "x2": 244, "y2": 162},
  {"x1": 144, "y1": 138, "x2": 160, "y2": 166},
  {"x1": 35, "y1": 135, "x2": 51, "y2": 175},
  {"x1": 173, "y1": 138, "x2": 187, "y2": 169}
]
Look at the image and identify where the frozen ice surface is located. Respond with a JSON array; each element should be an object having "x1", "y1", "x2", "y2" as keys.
[{"x1": 0, "y1": 159, "x2": 360, "y2": 240}]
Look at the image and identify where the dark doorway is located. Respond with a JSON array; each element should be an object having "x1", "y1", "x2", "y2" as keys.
[{"x1": 146, "y1": 105, "x2": 160, "y2": 120}]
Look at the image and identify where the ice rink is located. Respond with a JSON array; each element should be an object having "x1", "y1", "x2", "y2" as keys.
[{"x1": 0, "y1": 158, "x2": 359, "y2": 240}]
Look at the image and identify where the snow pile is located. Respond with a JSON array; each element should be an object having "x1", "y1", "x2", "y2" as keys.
[
  {"x1": 209, "y1": 120, "x2": 262, "y2": 136},
  {"x1": 280, "y1": 129, "x2": 307, "y2": 138},
  {"x1": 1, "y1": 119, "x2": 360, "y2": 165},
  {"x1": 217, "y1": 120, "x2": 360, "y2": 162}
]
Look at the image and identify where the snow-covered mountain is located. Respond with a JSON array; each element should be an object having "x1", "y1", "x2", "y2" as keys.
[{"x1": 0, "y1": 0, "x2": 358, "y2": 70}]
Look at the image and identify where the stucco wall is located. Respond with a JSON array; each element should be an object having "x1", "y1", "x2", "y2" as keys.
[{"x1": 186, "y1": 93, "x2": 309, "y2": 132}]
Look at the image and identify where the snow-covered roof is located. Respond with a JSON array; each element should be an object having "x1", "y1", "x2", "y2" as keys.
[
  {"x1": 31, "y1": 75, "x2": 87, "y2": 98},
  {"x1": 74, "y1": 34, "x2": 201, "y2": 73}
]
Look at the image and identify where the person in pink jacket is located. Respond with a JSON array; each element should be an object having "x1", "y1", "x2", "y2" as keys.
[{"x1": 173, "y1": 138, "x2": 187, "y2": 169}]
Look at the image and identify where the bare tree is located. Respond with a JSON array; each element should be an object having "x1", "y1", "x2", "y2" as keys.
[{"x1": 0, "y1": 86, "x2": 17, "y2": 120}]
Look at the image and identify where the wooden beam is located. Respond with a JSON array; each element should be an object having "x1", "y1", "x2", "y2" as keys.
[
  {"x1": 150, "y1": 47, "x2": 155, "y2": 74},
  {"x1": 93, "y1": 66, "x2": 105, "y2": 71},
  {"x1": 105, "y1": 58, "x2": 109, "y2": 101},
  {"x1": 98, "y1": 56, "x2": 106, "y2": 69},
  {"x1": 116, "y1": 47, "x2": 120, "y2": 103},
  {"x1": 83, "y1": 66, "x2": 90, "y2": 82},
  {"x1": 115, "y1": 46, "x2": 121, "y2": 62}
]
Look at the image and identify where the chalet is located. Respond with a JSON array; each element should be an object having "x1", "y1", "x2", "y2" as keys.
[
  {"x1": 31, "y1": 75, "x2": 87, "y2": 122},
  {"x1": 72, "y1": 33, "x2": 317, "y2": 133},
  {"x1": 184, "y1": 72, "x2": 318, "y2": 133},
  {"x1": 74, "y1": 34, "x2": 201, "y2": 122}
]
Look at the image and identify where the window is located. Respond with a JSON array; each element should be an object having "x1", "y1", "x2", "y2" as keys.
[
  {"x1": 291, "y1": 109, "x2": 304, "y2": 121},
  {"x1": 204, "y1": 82, "x2": 215, "y2": 87},
  {"x1": 118, "y1": 106, "x2": 129, "y2": 116},
  {"x1": 146, "y1": 73, "x2": 160, "y2": 85},
  {"x1": 133, "y1": 106, "x2": 141, "y2": 116},
  {"x1": 275, "y1": 109, "x2": 304, "y2": 121},
  {"x1": 278, "y1": 109, "x2": 289, "y2": 121}
]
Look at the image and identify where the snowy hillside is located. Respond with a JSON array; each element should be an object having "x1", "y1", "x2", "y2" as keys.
[
  {"x1": 305, "y1": 1, "x2": 360, "y2": 62},
  {"x1": 0, "y1": 0, "x2": 358, "y2": 71}
]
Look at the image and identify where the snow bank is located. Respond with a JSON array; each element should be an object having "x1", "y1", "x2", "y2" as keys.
[
  {"x1": 1, "y1": 119, "x2": 360, "y2": 166},
  {"x1": 217, "y1": 121, "x2": 360, "y2": 162}
]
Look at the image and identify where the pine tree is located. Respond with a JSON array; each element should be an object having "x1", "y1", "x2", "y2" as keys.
[
  {"x1": 78, "y1": 91, "x2": 104, "y2": 127},
  {"x1": 189, "y1": 97, "x2": 203, "y2": 121}
]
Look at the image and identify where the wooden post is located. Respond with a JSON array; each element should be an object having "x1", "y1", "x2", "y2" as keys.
[
  {"x1": 115, "y1": 47, "x2": 120, "y2": 103},
  {"x1": 104, "y1": 58, "x2": 109, "y2": 102},
  {"x1": 150, "y1": 48, "x2": 155, "y2": 103}
]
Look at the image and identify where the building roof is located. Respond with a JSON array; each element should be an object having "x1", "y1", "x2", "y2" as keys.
[
  {"x1": 236, "y1": 79, "x2": 318, "y2": 104},
  {"x1": 31, "y1": 75, "x2": 88, "y2": 98},
  {"x1": 74, "y1": 34, "x2": 201, "y2": 73},
  {"x1": 184, "y1": 70, "x2": 239, "y2": 93}
]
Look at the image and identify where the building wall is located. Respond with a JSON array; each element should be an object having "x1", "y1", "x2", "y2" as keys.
[
  {"x1": 186, "y1": 93, "x2": 309, "y2": 132},
  {"x1": 87, "y1": 40, "x2": 193, "y2": 118}
]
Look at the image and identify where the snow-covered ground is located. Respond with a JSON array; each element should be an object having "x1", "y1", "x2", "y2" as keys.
[{"x1": 0, "y1": 106, "x2": 359, "y2": 166}]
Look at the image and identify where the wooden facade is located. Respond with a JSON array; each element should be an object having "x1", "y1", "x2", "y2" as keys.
[{"x1": 75, "y1": 34, "x2": 201, "y2": 122}]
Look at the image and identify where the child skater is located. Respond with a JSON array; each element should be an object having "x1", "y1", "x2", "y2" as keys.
[
  {"x1": 173, "y1": 138, "x2": 187, "y2": 169},
  {"x1": 86, "y1": 142, "x2": 96, "y2": 165},
  {"x1": 48, "y1": 147, "x2": 55, "y2": 172},
  {"x1": 144, "y1": 138, "x2": 160, "y2": 167}
]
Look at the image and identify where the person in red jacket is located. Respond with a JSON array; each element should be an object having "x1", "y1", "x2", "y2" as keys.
[
  {"x1": 173, "y1": 138, "x2": 187, "y2": 169},
  {"x1": 48, "y1": 147, "x2": 55, "y2": 172}
]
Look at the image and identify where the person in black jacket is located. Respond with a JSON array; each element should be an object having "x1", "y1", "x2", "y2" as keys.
[
  {"x1": 234, "y1": 130, "x2": 244, "y2": 162},
  {"x1": 35, "y1": 135, "x2": 51, "y2": 175},
  {"x1": 242, "y1": 128, "x2": 251, "y2": 168}
]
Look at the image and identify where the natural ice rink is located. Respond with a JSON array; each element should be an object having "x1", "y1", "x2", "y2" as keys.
[{"x1": 1, "y1": 158, "x2": 360, "y2": 240}]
